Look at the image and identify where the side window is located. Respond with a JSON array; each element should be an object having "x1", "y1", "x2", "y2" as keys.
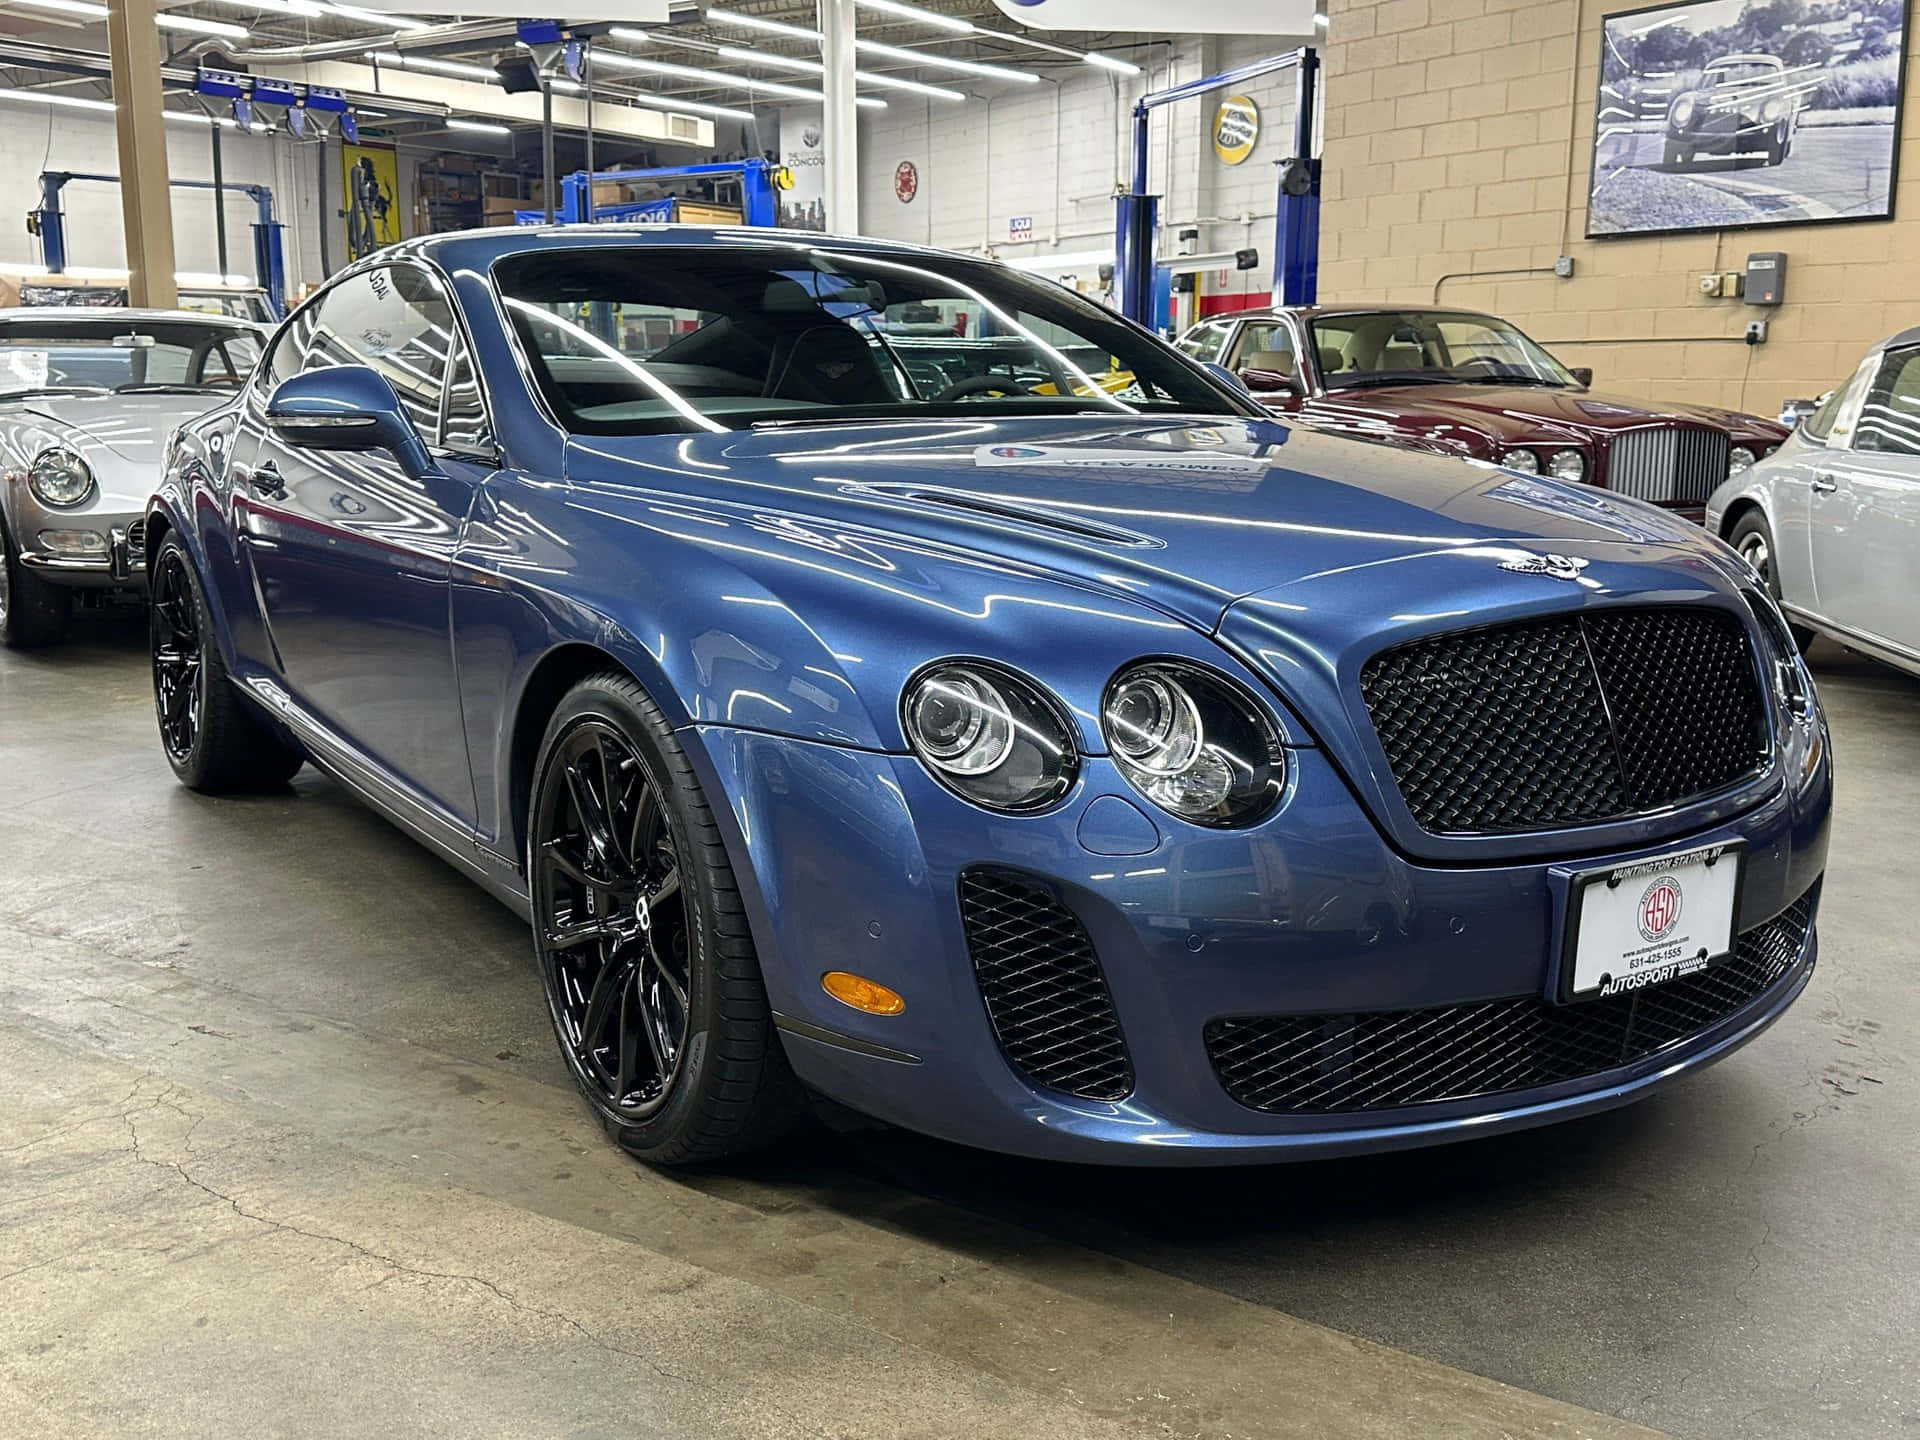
[
  {"x1": 1228, "y1": 321, "x2": 1296, "y2": 375},
  {"x1": 440, "y1": 330, "x2": 492, "y2": 454},
  {"x1": 1854, "y1": 347, "x2": 1920, "y2": 458},
  {"x1": 259, "y1": 315, "x2": 307, "y2": 391},
  {"x1": 1813, "y1": 350, "x2": 1882, "y2": 447},
  {"x1": 302, "y1": 264, "x2": 456, "y2": 446},
  {"x1": 1177, "y1": 322, "x2": 1229, "y2": 364}
]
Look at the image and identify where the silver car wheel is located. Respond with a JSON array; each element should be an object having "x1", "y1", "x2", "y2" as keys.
[{"x1": 1736, "y1": 529, "x2": 1770, "y2": 585}]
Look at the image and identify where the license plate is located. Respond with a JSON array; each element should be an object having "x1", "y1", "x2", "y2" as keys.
[{"x1": 1558, "y1": 843, "x2": 1744, "y2": 1004}]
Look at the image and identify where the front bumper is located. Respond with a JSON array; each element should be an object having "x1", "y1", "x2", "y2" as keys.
[
  {"x1": 14, "y1": 517, "x2": 147, "y2": 587},
  {"x1": 692, "y1": 723, "x2": 1831, "y2": 1165}
]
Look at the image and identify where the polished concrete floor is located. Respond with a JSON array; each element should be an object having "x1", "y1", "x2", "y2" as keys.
[{"x1": 1, "y1": 616, "x2": 1913, "y2": 1440}]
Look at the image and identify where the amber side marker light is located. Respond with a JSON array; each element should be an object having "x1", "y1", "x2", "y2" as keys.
[{"x1": 822, "y1": 971, "x2": 905, "y2": 1016}]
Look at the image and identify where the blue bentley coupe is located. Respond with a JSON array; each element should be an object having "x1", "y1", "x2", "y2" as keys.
[{"x1": 146, "y1": 228, "x2": 1831, "y2": 1167}]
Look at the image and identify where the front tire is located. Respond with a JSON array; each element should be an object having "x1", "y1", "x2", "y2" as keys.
[
  {"x1": 150, "y1": 533, "x2": 305, "y2": 792},
  {"x1": 528, "y1": 672, "x2": 804, "y2": 1166},
  {"x1": 0, "y1": 512, "x2": 73, "y2": 649},
  {"x1": 1729, "y1": 510, "x2": 1815, "y2": 652},
  {"x1": 1765, "y1": 123, "x2": 1788, "y2": 165}
]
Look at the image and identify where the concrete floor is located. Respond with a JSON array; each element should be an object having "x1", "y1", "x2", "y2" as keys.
[{"x1": 0, "y1": 615, "x2": 1913, "y2": 1440}]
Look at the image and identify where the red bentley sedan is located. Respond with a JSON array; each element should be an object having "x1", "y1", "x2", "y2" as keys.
[{"x1": 1177, "y1": 306, "x2": 1789, "y2": 517}]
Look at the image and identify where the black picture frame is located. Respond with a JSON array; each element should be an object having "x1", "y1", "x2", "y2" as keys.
[{"x1": 1587, "y1": 0, "x2": 1909, "y2": 240}]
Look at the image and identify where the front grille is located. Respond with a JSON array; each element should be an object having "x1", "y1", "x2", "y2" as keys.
[
  {"x1": 1607, "y1": 426, "x2": 1730, "y2": 505},
  {"x1": 125, "y1": 518, "x2": 146, "y2": 554},
  {"x1": 1360, "y1": 606, "x2": 1768, "y2": 835},
  {"x1": 958, "y1": 868, "x2": 1133, "y2": 1102},
  {"x1": 1204, "y1": 887, "x2": 1816, "y2": 1115}
]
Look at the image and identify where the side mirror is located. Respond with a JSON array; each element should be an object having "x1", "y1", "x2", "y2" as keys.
[
  {"x1": 1203, "y1": 361, "x2": 1252, "y2": 396},
  {"x1": 1238, "y1": 366, "x2": 1301, "y2": 396},
  {"x1": 1569, "y1": 366, "x2": 1594, "y2": 388},
  {"x1": 265, "y1": 366, "x2": 436, "y2": 481}
]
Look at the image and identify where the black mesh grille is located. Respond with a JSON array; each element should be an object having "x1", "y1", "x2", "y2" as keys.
[
  {"x1": 1205, "y1": 888, "x2": 1815, "y2": 1115},
  {"x1": 1360, "y1": 606, "x2": 1768, "y2": 835},
  {"x1": 958, "y1": 868, "x2": 1133, "y2": 1102}
]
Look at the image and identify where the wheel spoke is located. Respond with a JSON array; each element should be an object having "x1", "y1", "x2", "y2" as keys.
[
  {"x1": 650, "y1": 940, "x2": 688, "y2": 1011},
  {"x1": 539, "y1": 838, "x2": 596, "y2": 889},
  {"x1": 647, "y1": 863, "x2": 680, "y2": 910},
  {"x1": 577, "y1": 952, "x2": 633, "y2": 1060},
  {"x1": 546, "y1": 916, "x2": 618, "y2": 951},
  {"x1": 564, "y1": 758, "x2": 622, "y2": 875}
]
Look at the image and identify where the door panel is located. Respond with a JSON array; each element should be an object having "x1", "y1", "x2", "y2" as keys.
[
  {"x1": 1809, "y1": 345, "x2": 1920, "y2": 648},
  {"x1": 238, "y1": 263, "x2": 481, "y2": 825}
]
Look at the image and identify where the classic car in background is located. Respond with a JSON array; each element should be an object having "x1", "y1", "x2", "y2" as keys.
[
  {"x1": 1709, "y1": 325, "x2": 1920, "y2": 675},
  {"x1": 1663, "y1": 53, "x2": 1813, "y2": 167},
  {"x1": 149, "y1": 228, "x2": 1827, "y2": 1170},
  {"x1": 1178, "y1": 306, "x2": 1790, "y2": 518},
  {"x1": 0, "y1": 271, "x2": 278, "y2": 325},
  {"x1": 0, "y1": 308, "x2": 264, "y2": 646}
]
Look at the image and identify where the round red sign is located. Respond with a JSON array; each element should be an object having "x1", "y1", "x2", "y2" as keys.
[
  {"x1": 1638, "y1": 877, "x2": 1682, "y2": 941},
  {"x1": 894, "y1": 160, "x2": 919, "y2": 204}
]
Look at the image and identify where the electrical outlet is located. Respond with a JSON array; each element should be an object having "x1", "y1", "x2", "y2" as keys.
[{"x1": 1745, "y1": 320, "x2": 1769, "y2": 345}]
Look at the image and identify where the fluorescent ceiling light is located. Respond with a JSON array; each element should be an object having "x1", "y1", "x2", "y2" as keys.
[
  {"x1": 8, "y1": 0, "x2": 249, "y2": 35},
  {"x1": 197, "y1": 0, "x2": 326, "y2": 14},
  {"x1": 854, "y1": 0, "x2": 970, "y2": 34},
  {"x1": 854, "y1": 38, "x2": 1035, "y2": 85},
  {"x1": 596, "y1": 48, "x2": 885, "y2": 108},
  {"x1": 0, "y1": 85, "x2": 229, "y2": 125},
  {"x1": 446, "y1": 117, "x2": 511, "y2": 135},
  {"x1": 318, "y1": 2, "x2": 428, "y2": 29},
  {"x1": 713, "y1": 43, "x2": 965, "y2": 101},
  {"x1": 1081, "y1": 51, "x2": 1140, "y2": 74},
  {"x1": 697, "y1": 10, "x2": 812, "y2": 41}
]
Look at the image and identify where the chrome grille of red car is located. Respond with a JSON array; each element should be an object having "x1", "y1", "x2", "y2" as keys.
[
  {"x1": 958, "y1": 868, "x2": 1134, "y2": 1102},
  {"x1": 1203, "y1": 885, "x2": 1815, "y2": 1115},
  {"x1": 1359, "y1": 605, "x2": 1769, "y2": 835},
  {"x1": 1607, "y1": 425, "x2": 1731, "y2": 504}
]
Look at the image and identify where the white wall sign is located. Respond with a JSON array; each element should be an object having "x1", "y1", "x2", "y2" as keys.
[
  {"x1": 1009, "y1": 215, "x2": 1035, "y2": 241},
  {"x1": 990, "y1": 0, "x2": 1316, "y2": 33},
  {"x1": 779, "y1": 106, "x2": 829, "y2": 231}
]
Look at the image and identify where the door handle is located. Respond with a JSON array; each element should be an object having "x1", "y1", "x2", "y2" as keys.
[
  {"x1": 249, "y1": 460, "x2": 286, "y2": 497},
  {"x1": 1810, "y1": 472, "x2": 1838, "y2": 494}
]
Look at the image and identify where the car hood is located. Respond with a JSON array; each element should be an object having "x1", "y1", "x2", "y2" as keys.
[
  {"x1": 13, "y1": 390, "x2": 224, "y2": 466},
  {"x1": 1309, "y1": 383, "x2": 1781, "y2": 445},
  {"x1": 569, "y1": 415, "x2": 1738, "y2": 635}
]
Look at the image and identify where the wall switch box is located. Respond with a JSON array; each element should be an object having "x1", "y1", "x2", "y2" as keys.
[{"x1": 1554, "y1": 255, "x2": 1575, "y2": 278}]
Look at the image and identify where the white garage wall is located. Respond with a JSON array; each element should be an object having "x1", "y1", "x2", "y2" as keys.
[
  {"x1": 0, "y1": 102, "x2": 333, "y2": 292},
  {"x1": 854, "y1": 30, "x2": 1317, "y2": 307}
]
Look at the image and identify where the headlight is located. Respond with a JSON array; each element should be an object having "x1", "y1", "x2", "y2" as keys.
[
  {"x1": 902, "y1": 661, "x2": 1078, "y2": 812},
  {"x1": 1728, "y1": 445, "x2": 1757, "y2": 476},
  {"x1": 1102, "y1": 661, "x2": 1285, "y2": 828},
  {"x1": 1547, "y1": 448, "x2": 1587, "y2": 481},
  {"x1": 27, "y1": 447, "x2": 94, "y2": 508},
  {"x1": 1672, "y1": 96, "x2": 1697, "y2": 127},
  {"x1": 1762, "y1": 96, "x2": 1785, "y2": 120},
  {"x1": 1502, "y1": 449, "x2": 1540, "y2": 474}
]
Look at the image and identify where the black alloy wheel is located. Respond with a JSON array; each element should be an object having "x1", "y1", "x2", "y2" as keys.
[
  {"x1": 535, "y1": 719, "x2": 692, "y2": 1119},
  {"x1": 529, "y1": 673, "x2": 804, "y2": 1165},
  {"x1": 148, "y1": 532, "x2": 305, "y2": 793},
  {"x1": 151, "y1": 546, "x2": 205, "y2": 764}
]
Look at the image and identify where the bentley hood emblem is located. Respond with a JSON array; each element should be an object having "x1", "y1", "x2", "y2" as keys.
[{"x1": 1500, "y1": 552, "x2": 1591, "y2": 580}]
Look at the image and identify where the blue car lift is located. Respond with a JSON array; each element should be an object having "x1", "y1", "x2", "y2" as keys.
[
  {"x1": 519, "y1": 159, "x2": 786, "y2": 228},
  {"x1": 1116, "y1": 47, "x2": 1321, "y2": 328},
  {"x1": 32, "y1": 170, "x2": 288, "y2": 319}
]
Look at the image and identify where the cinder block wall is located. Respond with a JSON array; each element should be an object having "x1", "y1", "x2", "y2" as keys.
[{"x1": 1319, "y1": 0, "x2": 1920, "y2": 417}]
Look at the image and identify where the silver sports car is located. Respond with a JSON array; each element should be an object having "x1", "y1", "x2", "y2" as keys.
[
  {"x1": 0, "y1": 308, "x2": 264, "y2": 646},
  {"x1": 1708, "y1": 324, "x2": 1920, "y2": 675}
]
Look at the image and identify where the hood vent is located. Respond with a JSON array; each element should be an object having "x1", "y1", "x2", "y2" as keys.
[{"x1": 851, "y1": 483, "x2": 1161, "y2": 549}]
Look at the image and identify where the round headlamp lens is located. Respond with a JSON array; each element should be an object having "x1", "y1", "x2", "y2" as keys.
[
  {"x1": 1548, "y1": 448, "x2": 1586, "y2": 481},
  {"x1": 1502, "y1": 449, "x2": 1540, "y2": 474},
  {"x1": 1102, "y1": 662, "x2": 1284, "y2": 828},
  {"x1": 1729, "y1": 445, "x2": 1757, "y2": 476},
  {"x1": 902, "y1": 662, "x2": 1077, "y2": 812},
  {"x1": 1673, "y1": 96, "x2": 1697, "y2": 126},
  {"x1": 28, "y1": 447, "x2": 94, "y2": 508}
]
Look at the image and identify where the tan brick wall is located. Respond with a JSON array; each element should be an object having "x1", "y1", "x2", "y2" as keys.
[{"x1": 1319, "y1": 0, "x2": 1920, "y2": 418}]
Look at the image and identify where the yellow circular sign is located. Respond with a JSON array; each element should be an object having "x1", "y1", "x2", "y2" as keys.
[{"x1": 1213, "y1": 94, "x2": 1260, "y2": 166}]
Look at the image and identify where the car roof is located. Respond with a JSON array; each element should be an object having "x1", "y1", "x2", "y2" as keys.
[
  {"x1": 383, "y1": 224, "x2": 974, "y2": 277},
  {"x1": 0, "y1": 305, "x2": 257, "y2": 327},
  {"x1": 1886, "y1": 324, "x2": 1920, "y2": 351},
  {"x1": 1705, "y1": 53, "x2": 1783, "y2": 68}
]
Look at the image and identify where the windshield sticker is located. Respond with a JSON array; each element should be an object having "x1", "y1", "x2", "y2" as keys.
[{"x1": 0, "y1": 349, "x2": 49, "y2": 388}]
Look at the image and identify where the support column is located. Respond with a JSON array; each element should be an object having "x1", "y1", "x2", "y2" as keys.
[
  {"x1": 105, "y1": 0, "x2": 176, "y2": 308},
  {"x1": 818, "y1": 0, "x2": 858, "y2": 234}
]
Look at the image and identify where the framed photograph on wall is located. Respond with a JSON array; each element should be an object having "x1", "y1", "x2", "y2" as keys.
[{"x1": 1589, "y1": 0, "x2": 1908, "y2": 238}]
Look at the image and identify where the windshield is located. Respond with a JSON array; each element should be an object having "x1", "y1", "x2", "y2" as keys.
[
  {"x1": 1706, "y1": 61, "x2": 1778, "y2": 86},
  {"x1": 1309, "y1": 311, "x2": 1576, "y2": 390},
  {"x1": 0, "y1": 319, "x2": 261, "y2": 396},
  {"x1": 493, "y1": 245, "x2": 1254, "y2": 434}
]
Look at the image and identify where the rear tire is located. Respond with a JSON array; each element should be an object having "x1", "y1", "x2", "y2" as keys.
[
  {"x1": 0, "y1": 512, "x2": 73, "y2": 649},
  {"x1": 528, "y1": 671, "x2": 806, "y2": 1167},
  {"x1": 150, "y1": 533, "x2": 305, "y2": 793},
  {"x1": 1729, "y1": 510, "x2": 1815, "y2": 652}
]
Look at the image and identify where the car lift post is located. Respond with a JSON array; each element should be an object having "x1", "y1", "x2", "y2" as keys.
[
  {"x1": 1117, "y1": 46, "x2": 1320, "y2": 327},
  {"x1": 553, "y1": 159, "x2": 787, "y2": 227},
  {"x1": 32, "y1": 170, "x2": 289, "y2": 318}
]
